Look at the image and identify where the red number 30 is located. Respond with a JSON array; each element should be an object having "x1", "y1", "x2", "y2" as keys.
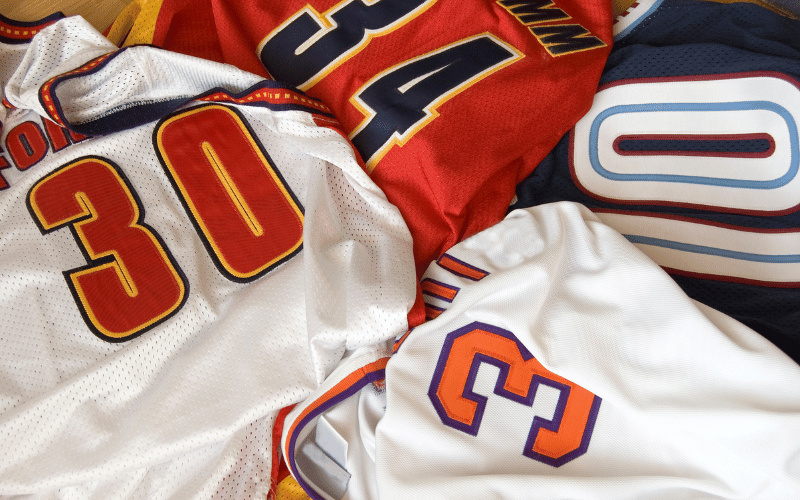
[
  {"x1": 28, "y1": 105, "x2": 304, "y2": 341},
  {"x1": 28, "y1": 157, "x2": 187, "y2": 342}
]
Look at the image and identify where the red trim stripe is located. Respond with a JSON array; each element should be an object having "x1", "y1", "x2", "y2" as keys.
[
  {"x1": 196, "y1": 88, "x2": 332, "y2": 114},
  {"x1": 0, "y1": 17, "x2": 58, "y2": 42},
  {"x1": 40, "y1": 52, "x2": 115, "y2": 127}
]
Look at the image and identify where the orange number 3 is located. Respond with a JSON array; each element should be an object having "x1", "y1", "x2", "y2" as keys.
[{"x1": 428, "y1": 321, "x2": 601, "y2": 467}]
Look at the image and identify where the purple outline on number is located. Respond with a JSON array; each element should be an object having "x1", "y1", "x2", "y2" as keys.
[{"x1": 428, "y1": 321, "x2": 601, "y2": 467}]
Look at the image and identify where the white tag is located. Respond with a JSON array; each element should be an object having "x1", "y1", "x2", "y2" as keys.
[{"x1": 316, "y1": 413, "x2": 349, "y2": 469}]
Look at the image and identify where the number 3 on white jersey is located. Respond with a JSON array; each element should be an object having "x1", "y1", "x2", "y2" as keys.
[{"x1": 571, "y1": 72, "x2": 800, "y2": 286}]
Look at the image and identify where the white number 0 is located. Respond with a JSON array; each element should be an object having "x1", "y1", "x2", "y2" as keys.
[{"x1": 571, "y1": 72, "x2": 800, "y2": 286}]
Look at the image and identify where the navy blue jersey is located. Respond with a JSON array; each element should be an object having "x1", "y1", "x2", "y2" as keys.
[{"x1": 511, "y1": 0, "x2": 800, "y2": 362}]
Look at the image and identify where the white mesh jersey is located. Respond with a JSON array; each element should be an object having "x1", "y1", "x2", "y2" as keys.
[
  {"x1": 283, "y1": 202, "x2": 800, "y2": 500},
  {"x1": 0, "y1": 14, "x2": 415, "y2": 500}
]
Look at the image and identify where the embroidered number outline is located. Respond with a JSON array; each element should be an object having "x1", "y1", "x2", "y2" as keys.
[
  {"x1": 154, "y1": 104, "x2": 304, "y2": 282},
  {"x1": 258, "y1": 0, "x2": 436, "y2": 90},
  {"x1": 429, "y1": 321, "x2": 601, "y2": 467},
  {"x1": 27, "y1": 105, "x2": 305, "y2": 342},
  {"x1": 28, "y1": 156, "x2": 188, "y2": 342}
]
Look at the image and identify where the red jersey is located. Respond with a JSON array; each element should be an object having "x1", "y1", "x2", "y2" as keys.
[{"x1": 112, "y1": 0, "x2": 613, "y2": 277}]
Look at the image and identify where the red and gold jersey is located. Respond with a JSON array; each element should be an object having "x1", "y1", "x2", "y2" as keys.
[{"x1": 110, "y1": 0, "x2": 613, "y2": 277}]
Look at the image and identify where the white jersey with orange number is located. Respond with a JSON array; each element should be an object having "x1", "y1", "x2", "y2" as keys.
[{"x1": 283, "y1": 202, "x2": 800, "y2": 500}]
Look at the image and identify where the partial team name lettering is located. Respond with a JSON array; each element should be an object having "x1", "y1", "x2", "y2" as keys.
[
  {"x1": 1, "y1": 117, "x2": 88, "y2": 189},
  {"x1": 497, "y1": 0, "x2": 606, "y2": 56}
]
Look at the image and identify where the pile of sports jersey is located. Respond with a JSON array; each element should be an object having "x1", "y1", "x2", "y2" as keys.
[
  {"x1": 0, "y1": 0, "x2": 799, "y2": 499},
  {"x1": 0, "y1": 12, "x2": 416, "y2": 500}
]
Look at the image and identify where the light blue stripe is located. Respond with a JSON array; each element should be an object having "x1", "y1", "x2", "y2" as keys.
[
  {"x1": 589, "y1": 101, "x2": 799, "y2": 189},
  {"x1": 624, "y1": 234, "x2": 800, "y2": 264},
  {"x1": 614, "y1": 0, "x2": 665, "y2": 41}
]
